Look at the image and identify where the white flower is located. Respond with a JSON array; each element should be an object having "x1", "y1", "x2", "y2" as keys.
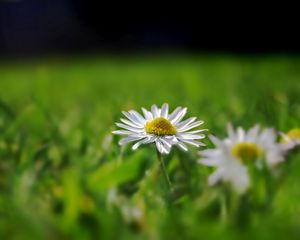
[
  {"x1": 199, "y1": 124, "x2": 284, "y2": 194},
  {"x1": 112, "y1": 103, "x2": 206, "y2": 154},
  {"x1": 280, "y1": 128, "x2": 300, "y2": 151}
]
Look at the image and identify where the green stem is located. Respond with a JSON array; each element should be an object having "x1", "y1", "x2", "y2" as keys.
[
  {"x1": 156, "y1": 149, "x2": 172, "y2": 190},
  {"x1": 220, "y1": 194, "x2": 228, "y2": 223}
]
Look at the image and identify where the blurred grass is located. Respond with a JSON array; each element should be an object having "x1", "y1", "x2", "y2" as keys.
[{"x1": 0, "y1": 54, "x2": 300, "y2": 239}]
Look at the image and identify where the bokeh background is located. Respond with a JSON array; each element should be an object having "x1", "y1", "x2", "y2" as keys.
[{"x1": 1, "y1": 1, "x2": 300, "y2": 240}]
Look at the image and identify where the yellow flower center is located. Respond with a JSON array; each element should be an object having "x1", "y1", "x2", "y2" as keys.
[
  {"x1": 144, "y1": 117, "x2": 176, "y2": 136},
  {"x1": 283, "y1": 128, "x2": 300, "y2": 143},
  {"x1": 231, "y1": 143, "x2": 264, "y2": 162}
]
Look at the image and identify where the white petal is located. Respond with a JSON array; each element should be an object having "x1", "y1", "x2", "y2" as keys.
[
  {"x1": 200, "y1": 149, "x2": 220, "y2": 158},
  {"x1": 281, "y1": 140, "x2": 298, "y2": 152},
  {"x1": 181, "y1": 139, "x2": 205, "y2": 147},
  {"x1": 237, "y1": 127, "x2": 245, "y2": 142},
  {"x1": 166, "y1": 135, "x2": 178, "y2": 144},
  {"x1": 179, "y1": 133, "x2": 205, "y2": 140},
  {"x1": 128, "y1": 110, "x2": 146, "y2": 125},
  {"x1": 159, "y1": 137, "x2": 172, "y2": 148},
  {"x1": 175, "y1": 117, "x2": 197, "y2": 129},
  {"x1": 159, "y1": 139, "x2": 171, "y2": 154},
  {"x1": 177, "y1": 121, "x2": 204, "y2": 132},
  {"x1": 279, "y1": 132, "x2": 291, "y2": 143},
  {"x1": 231, "y1": 165, "x2": 249, "y2": 194},
  {"x1": 258, "y1": 128, "x2": 276, "y2": 146},
  {"x1": 132, "y1": 138, "x2": 148, "y2": 150},
  {"x1": 119, "y1": 136, "x2": 144, "y2": 145},
  {"x1": 116, "y1": 123, "x2": 144, "y2": 133},
  {"x1": 163, "y1": 144, "x2": 171, "y2": 154},
  {"x1": 209, "y1": 135, "x2": 224, "y2": 147},
  {"x1": 164, "y1": 148, "x2": 171, "y2": 154},
  {"x1": 208, "y1": 169, "x2": 224, "y2": 186},
  {"x1": 143, "y1": 136, "x2": 156, "y2": 144},
  {"x1": 120, "y1": 118, "x2": 143, "y2": 129},
  {"x1": 167, "y1": 107, "x2": 182, "y2": 122},
  {"x1": 160, "y1": 103, "x2": 169, "y2": 118},
  {"x1": 142, "y1": 108, "x2": 153, "y2": 121},
  {"x1": 186, "y1": 129, "x2": 208, "y2": 134},
  {"x1": 265, "y1": 146, "x2": 284, "y2": 167},
  {"x1": 227, "y1": 123, "x2": 236, "y2": 143},
  {"x1": 155, "y1": 140, "x2": 163, "y2": 153},
  {"x1": 122, "y1": 111, "x2": 144, "y2": 127},
  {"x1": 171, "y1": 108, "x2": 187, "y2": 124},
  {"x1": 112, "y1": 130, "x2": 136, "y2": 135},
  {"x1": 200, "y1": 158, "x2": 220, "y2": 166},
  {"x1": 245, "y1": 125, "x2": 260, "y2": 142},
  {"x1": 177, "y1": 142, "x2": 188, "y2": 151},
  {"x1": 151, "y1": 104, "x2": 160, "y2": 118}
]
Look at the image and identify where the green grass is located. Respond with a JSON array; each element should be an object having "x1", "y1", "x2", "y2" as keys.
[{"x1": 0, "y1": 54, "x2": 300, "y2": 239}]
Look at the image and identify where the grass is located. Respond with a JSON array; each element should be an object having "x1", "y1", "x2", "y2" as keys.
[{"x1": 0, "y1": 54, "x2": 300, "y2": 239}]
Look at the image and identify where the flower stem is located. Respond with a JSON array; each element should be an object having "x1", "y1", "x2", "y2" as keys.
[
  {"x1": 156, "y1": 149, "x2": 172, "y2": 190},
  {"x1": 220, "y1": 194, "x2": 228, "y2": 223}
]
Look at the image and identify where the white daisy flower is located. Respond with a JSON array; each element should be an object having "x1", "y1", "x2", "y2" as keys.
[
  {"x1": 280, "y1": 128, "x2": 300, "y2": 151},
  {"x1": 199, "y1": 124, "x2": 284, "y2": 194},
  {"x1": 112, "y1": 103, "x2": 206, "y2": 154}
]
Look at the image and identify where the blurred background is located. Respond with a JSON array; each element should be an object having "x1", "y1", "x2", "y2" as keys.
[{"x1": 1, "y1": 1, "x2": 300, "y2": 240}]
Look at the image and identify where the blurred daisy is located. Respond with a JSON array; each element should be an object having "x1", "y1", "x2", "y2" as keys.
[
  {"x1": 199, "y1": 124, "x2": 284, "y2": 194},
  {"x1": 280, "y1": 128, "x2": 300, "y2": 151},
  {"x1": 112, "y1": 103, "x2": 206, "y2": 154}
]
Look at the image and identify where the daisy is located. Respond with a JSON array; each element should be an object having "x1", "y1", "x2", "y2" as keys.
[
  {"x1": 199, "y1": 124, "x2": 284, "y2": 194},
  {"x1": 112, "y1": 103, "x2": 206, "y2": 154},
  {"x1": 280, "y1": 128, "x2": 300, "y2": 151}
]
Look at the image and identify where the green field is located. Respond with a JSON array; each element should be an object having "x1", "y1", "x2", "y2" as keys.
[{"x1": 0, "y1": 54, "x2": 300, "y2": 239}]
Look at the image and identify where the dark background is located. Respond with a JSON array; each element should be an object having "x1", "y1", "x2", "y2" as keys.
[{"x1": 0, "y1": 0, "x2": 299, "y2": 57}]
